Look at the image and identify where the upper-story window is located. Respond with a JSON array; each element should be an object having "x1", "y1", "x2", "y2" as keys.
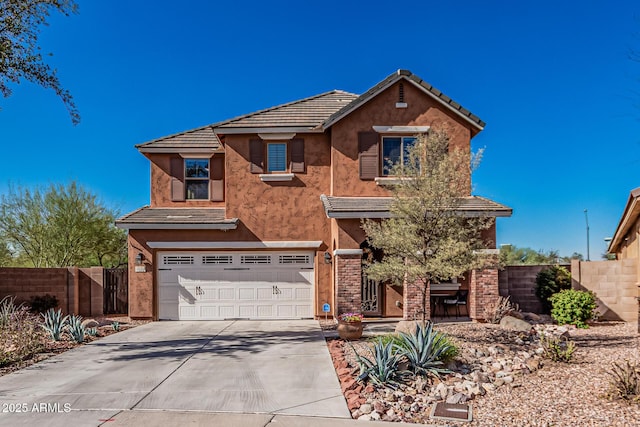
[
  {"x1": 381, "y1": 136, "x2": 416, "y2": 175},
  {"x1": 185, "y1": 158, "x2": 209, "y2": 199},
  {"x1": 267, "y1": 143, "x2": 287, "y2": 172}
]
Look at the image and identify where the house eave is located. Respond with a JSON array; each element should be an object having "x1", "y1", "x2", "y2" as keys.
[
  {"x1": 115, "y1": 220, "x2": 239, "y2": 230},
  {"x1": 137, "y1": 147, "x2": 225, "y2": 154}
]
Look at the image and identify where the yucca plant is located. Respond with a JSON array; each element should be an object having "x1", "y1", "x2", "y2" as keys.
[
  {"x1": 67, "y1": 314, "x2": 86, "y2": 343},
  {"x1": 396, "y1": 322, "x2": 453, "y2": 377},
  {"x1": 352, "y1": 338, "x2": 408, "y2": 389},
  {"x1": 41, "y1": 308, "x2": 69, "y2": 341},
  {"x1": 606, "y1": 360, "x2": 640, "y2": 403}
]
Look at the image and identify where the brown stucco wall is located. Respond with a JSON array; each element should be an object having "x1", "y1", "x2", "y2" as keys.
[
  {"x1": 148, "y1": 153, "x2": 225, "y2": 208},
  {"x1": 330, "y1": 81, "x2": 473, "y2": 197}
]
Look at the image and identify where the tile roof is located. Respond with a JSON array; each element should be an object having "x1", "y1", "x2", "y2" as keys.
[
  {"x1": 135, "y1": 69, "x2": 484, "y2": 150},
  {"x1": 115, "y1": 207, "x2": 238, "y2": 229},
  {"x1": 136, "y1": 126, "x2": 222, "y2": 152},
  {"x1": 320, "y1": 195, "x2": 512, "y2": 219},
  {"x1": 215, "y1": 90, "x2": 358, "y2": 130},
  {"x1": 608, "y1": 187, "x2": 640, "y2": 253},
  {"x1": 323, "y1": 70, "x2": 485, "y2": 130}
]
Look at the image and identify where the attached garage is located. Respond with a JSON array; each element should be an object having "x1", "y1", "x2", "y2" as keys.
[{"x1": 157, "y1": 251, "x2": 315, "y2": 320}]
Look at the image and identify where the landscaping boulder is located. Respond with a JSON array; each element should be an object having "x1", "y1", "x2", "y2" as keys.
[
  {"x1": 499, "y1": 315, "x2": 533, "y2": 333},
  {"x1": 394, "y1": 320, "x2": 427, "y2": 335},
  {"x1": 81, "y1": 319, "x2": 99, "y2": 329}
]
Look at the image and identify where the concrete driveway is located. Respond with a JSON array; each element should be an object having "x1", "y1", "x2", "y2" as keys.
[{"x1": 0, "y1": 320, "x2": 350, "y2": 426}]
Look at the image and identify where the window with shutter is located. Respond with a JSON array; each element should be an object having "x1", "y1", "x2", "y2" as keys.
[
  {"x1": 185, "y1": 158, "x2": 209, "y2": 199},
  {"x1": 358, "y1": 131, "x2": 379, "y2": 180}
]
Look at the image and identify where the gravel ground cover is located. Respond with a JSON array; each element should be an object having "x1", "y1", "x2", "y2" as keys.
[
  {"x1": 0, "y1": 315, "x2": 148, "y2": 377},
  {"x1": 326, "y1": 320, "x2": 640, "y2": 426}
]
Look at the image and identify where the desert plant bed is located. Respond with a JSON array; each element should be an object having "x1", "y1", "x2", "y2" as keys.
[
  {"x1": 327, "y1": 321, "x2": 640, "y2": 426},
  {"x1": 0, "y1": 315, "x2": 149, "y2": 377}
]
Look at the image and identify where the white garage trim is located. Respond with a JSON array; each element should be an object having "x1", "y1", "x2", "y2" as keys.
[
  {"x1": 157, "y1": 250, "x2": 315, "y2": 320},
  {"x1": 148, "y1": 241, "x2": 323, "y2": 249}
]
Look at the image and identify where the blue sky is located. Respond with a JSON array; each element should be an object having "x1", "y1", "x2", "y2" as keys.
[{"x1": 1, "y1": 0, "x2": 639, "y2": 259}]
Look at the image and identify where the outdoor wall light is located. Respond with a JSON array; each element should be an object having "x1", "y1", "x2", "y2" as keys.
[
  {"x1": 135, "y1": 252, "x2": 144, "y2": 266},
  {"x1": 324, "y1": 252, "x2": 332, "y2": 264}
]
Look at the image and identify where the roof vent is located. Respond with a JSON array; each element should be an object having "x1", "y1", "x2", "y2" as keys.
[{"x1": 396, "y1": 82, "x2": 407, "y2": 109}]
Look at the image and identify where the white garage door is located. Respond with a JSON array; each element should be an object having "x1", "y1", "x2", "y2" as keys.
[{"x1": 157, "y1": 251, "x2": 315, "y2": 320}]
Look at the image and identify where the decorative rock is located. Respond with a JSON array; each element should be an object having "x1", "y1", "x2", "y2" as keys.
[
  {"x1": 526, "y1": 358, "x2": 541, "y2": 372},
  {"x1": 359, "y1": 403, "x2": 372, "y2": 414},
  {"x1": 373, "y1": 400, "x2": 385, "y2": 413},
  {"x1": 502, "y1": 376, "x2": 514, "y2": 384},
  {"x1": 500, "y1": 315, "x2": 534, "y2": 333},
  {"x1": 446, "y1": 392, "x2": 467, "y2": 404},
  {"x1": 81, "y1": 318, "x2": 99, "y2": 328},
  {"x1": 523, "y1": 312, "x2": 542, "y2": 322},
  {"x1": 358, "y1": 414, "x2": 372, "y2": 421},
  {"x1": 370, "y1": 411, "x2": 381, "y2": 420}
]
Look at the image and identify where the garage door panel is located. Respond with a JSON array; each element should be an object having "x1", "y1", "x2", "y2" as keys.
[
  {"x1": 158, "y1": 250, "x2": 314, "y2": 320},
  {"x1": 219, "y1": 288, "x2": 235, "y2": 300}
]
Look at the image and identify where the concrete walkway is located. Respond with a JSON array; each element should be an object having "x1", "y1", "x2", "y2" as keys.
[{"x1": 0, "y1": 320, "x2": 360, "y2": 427}]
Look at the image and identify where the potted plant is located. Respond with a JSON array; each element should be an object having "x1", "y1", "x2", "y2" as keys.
[{"x1": 337, "y1": 312, "x2": 364, "y2": 340}]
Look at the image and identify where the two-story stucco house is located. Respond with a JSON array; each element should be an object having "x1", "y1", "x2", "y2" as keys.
[{"x1": 116, "y1": 70, "x2": 511, "y2": 321}]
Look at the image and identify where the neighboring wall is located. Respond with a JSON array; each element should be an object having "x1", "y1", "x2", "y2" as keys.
[
  {"x1": 498, "y1": 265, "x2": 565, "y2": 313},
  {"x1": 571, "y1": 259, "x2": 638, "y2": 322},
  {"x1": 0, "y1": 267, "x2": 105, "y2": 316}
]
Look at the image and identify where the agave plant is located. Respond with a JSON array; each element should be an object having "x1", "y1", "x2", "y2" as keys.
[
  {"x1": 111, "y1": 321, "x2": 120, "y2": 332},
  {"x1": 41, "y1": 308, "x2": 69, "y2": 341},
  {"x1": 86, "y1": 327, "x2": 99, "y2": 337},
  {"x1": 67, "y1": 314, "x2": 86, "y2": 343},
  {"x1": 396, "y1": 321, "x2": 453, "y2": 377},
  {"x1": 351, "y1": 338, "x2": 408, "y2": 389}
]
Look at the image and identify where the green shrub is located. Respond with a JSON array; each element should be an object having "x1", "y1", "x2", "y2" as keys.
[
  {"x1": 606, "y1": 360, "x2": 640, "y2": 404},
  {"x1": 352, "y1": 338, "x2": 408, "y2": 389},
  {"x1": 549, "y1": 289, "x2": 597, "y2": 328},
  {"x1": 396, "y1": 322, "x2": 453, "y2": 377},
  {"x1": 539, "y1": 333, "x2": 575, "y2": 362},
  {"x1": 535, "y1": 265, "x2": 571, "y2": 313},
  {"x1": 41, "y1": 308, "x2": 69, "y2": 341},
  {"x1": 0, "y1": 306, "x2": 45, "y2": 367},
  {"x1": 29, "y1": 294, "x2": 59, "y2": 313}
]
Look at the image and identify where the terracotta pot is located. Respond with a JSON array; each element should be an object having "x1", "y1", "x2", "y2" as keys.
[{"x1": 337, "y1": 320, "x2": 363, "y2": 340}]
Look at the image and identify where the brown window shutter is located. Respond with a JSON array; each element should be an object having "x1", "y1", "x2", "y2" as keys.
[
  {"x1": 249, "y1": 139, "x2": 264, "y2": 173},
  {"x1": 210, "y1": 155, "x2": 224, "y2": 201},
  {"x1": 290, "y1": 138, "x2": 305, "y2": 173},
  {"x1": 358, "y1": 131, "x2": 379, "y2": 180},
  {"x1": 170, "y1": 157, "x2": 185, "y2": 201}
]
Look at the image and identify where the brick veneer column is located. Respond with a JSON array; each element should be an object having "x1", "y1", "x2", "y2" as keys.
[
  {"x1": 469, "y1": 268, "x2": 499, "y2": 322},
  {"x1": 403, "y1": 279, "x2": 430, "y2": 321},
  {"x1": 335, "y1": 252, "x2": 362, "y2": 315}
]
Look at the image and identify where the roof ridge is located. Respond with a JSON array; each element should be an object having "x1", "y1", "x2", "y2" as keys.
[{"x1": 322, "y1": 70, "x2": 485, "y2": 130}]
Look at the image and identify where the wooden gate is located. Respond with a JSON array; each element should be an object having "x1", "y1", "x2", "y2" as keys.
[{"x1": 103, "y1": 268, "x2": 128, "y2": 314}]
